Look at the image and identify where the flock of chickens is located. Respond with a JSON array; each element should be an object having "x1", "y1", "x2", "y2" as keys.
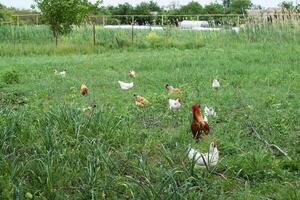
[{"x1": 55, "y1": 69, "x2": 221, "y2": 168}]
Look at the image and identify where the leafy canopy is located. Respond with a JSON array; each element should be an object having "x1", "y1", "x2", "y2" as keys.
[
  {"x1": 279, "y1": 1, "x2": 294, "y2": 10},
  {"x1": 179, "y1": 1, "x2": 203, "y2": 15},
  {"x1": 204, "y1": 3, "x2": 224, "y2": 14},
  {"x1": 229, "y1": 0, "x2": 252, "y2": 14},
  {"x1": 34, "y1": 0, "x2": 101, "y2": 35}
]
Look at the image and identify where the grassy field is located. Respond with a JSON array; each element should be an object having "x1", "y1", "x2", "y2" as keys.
[{"x1": 0, "y1": 25, "x2": 300, "y2": 199}]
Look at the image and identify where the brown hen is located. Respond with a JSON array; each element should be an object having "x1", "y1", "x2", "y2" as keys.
[
  {"x1": 80, "y1": 84, "x2": 88, "y2": 96},
  {"x1": 166, "y1": 84, "x2": 182, "y2": 94},
  {"x1": 134, "y1": 94, "x2": 149, "y2": 107}
]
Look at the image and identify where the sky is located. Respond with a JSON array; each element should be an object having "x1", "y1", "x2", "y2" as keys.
[{"x1": 0, "y1": 0, "x2": 295, "y2": 10}]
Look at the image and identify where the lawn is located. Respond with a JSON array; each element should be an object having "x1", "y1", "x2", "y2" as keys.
[{"x1": 0, "y1": 26, "x2": 300, "y2": 199}]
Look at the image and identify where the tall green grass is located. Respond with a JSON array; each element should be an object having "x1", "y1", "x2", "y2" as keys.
[
  {"x1": 1, "y1": 22, "x2": 300, "y2": 56},
  {"x1": 0, "y1": 24, "x2": 300, "y2": 199}
]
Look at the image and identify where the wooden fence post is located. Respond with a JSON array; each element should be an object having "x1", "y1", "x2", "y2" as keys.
[
  {"x1": 131, "y1": 16, "x2": 134, "y2": 45},
  {"x1": 12, "y1": 23, "x2": 16, "y2": 47},
  {"x1": 93, "y1": 23, "x2": 96, "y2": 46},
  {"x1": 102, "y1": 16, "x2": 105, "y2": 26}
]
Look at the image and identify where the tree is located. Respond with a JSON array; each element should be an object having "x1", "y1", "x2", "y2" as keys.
[
  {"x1": 179, "y1": 1, "x2": 204, "y2": 15},
  {"x1": 109, "y1": 3, "x2": 134, "y2": 15},
  {"x1": 204, "y1": 3, "x2": 224, "y2": 14},
  {"x1": 0, "y1": 3, "x2": 5, "y2": 22},
  {"x1": 134, "y1": 1, "x2": 161, "y2": 15},
  {"x1": 134, "y1": 1, "x2": 162, "y2": 25},
  {"x1": 223, "y1": 0, "x2": 231, "y2": 9},
  {"x1": 279, "y1": 1, "x2": 294, "y2": 10},
  {"x1": 229, "y1": 0, "x2": 252, "y2": 14},
  {"x1": 108, "y1": 3, "x2": 134, "y2": 24},
  {"x1": 34, "y1": 0, "x2": 101, "y2": 46}
]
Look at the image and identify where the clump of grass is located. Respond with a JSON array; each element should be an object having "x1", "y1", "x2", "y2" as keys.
[
  {"x1": 2, "y1": 70, "x2": 19, "y2": 84},
  {"x1": 0, "y1": 91, "x2": 28, "y2": 106}
]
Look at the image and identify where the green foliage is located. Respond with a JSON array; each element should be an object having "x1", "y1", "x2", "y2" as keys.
[
  {"x1": 0, "y1": 3, "x2": 38, "y2": 24},
  {"x1": 179, "y1": 1, "x2": 204, "y2": 15},
  {"x1": 2, "y1": 70, "x2": 19, "y2": 84},
  {"x1": 0, "y1": 4, "x2": 4, "y2": 22},
  {"x1": 135, "y1": 0, "x2": 161, "y2": 14},
  {"x1": 204, "y1": 3, "x2": 224, "y2": 14},
  {"x1": 223, "y1": 0, "x2": 231, "y2": 8},
  {"x1": 34, "y1": 0, "x2": 100, "y2": 36},
  {"x1": 229, "y1": 0, "x2": 252, "y2": 14},
  {"x1": 279, "y1": 1, "x2": 295, "y2": 10},
  {"x1": 109, "y1": 3, "x2": 134, "y2": 15},
  {"x1": 134, "y1": 1, "x2": 162, "y2": 25}
]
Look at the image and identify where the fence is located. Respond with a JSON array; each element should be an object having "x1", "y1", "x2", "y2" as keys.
[
  {"x1": 5, "y1": 13, "x2": 300, "y2": 26},
  {"x1": 0, "y1": 13, "x2": 300, "y2": 48}
]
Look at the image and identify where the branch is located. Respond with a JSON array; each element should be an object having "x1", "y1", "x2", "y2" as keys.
[{"x1": 248, "y1": 123, "x2": 291, "y2": 160}]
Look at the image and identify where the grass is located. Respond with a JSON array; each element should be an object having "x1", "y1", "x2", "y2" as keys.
[{"x1": 0, "y1": 24, "x2": 300, "y2": 199}]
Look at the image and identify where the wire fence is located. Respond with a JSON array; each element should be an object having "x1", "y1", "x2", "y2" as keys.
[
  {"x1": 4, "y1": 13, "x2": 300, "y2": 26},
  {"x1": 0, "y1": 14, "x2": 300, "y2": 47}
]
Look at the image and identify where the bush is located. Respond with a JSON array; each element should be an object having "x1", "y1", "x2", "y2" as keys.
[
  {"x1": 146, "y1": 32, "x2": 160, "y2": 41},
  {"x1": 2, "y1": 70, "x2": 19, "y2": 84}
]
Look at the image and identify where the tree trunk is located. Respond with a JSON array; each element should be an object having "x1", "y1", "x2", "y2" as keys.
[
  {"x1": 93, "y1": 23, "x2": 96, "y2": 46},
  {"x1": 53, "y1": 30, "x2": 58, "y2": 47}
]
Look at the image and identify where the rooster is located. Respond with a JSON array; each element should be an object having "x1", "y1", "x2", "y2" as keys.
[
  {"x1": 134, "y1": 94, "x2": 149, "y2": 107},
  {"x1": 191, "y1": 104, "x2": 210, "y2": 142},
  {"x1": 118, "y1": 81, "x2": 134, "y2": 90},
  {"x1": 80, "y1": 84, "x2": 88, "y2": 96},
  {"x1": 166, "y1": 84, "x2": 182, "y2": 94},
  {"x1": 168, "y1": 97, "x2": 181, "y2": 110},
  {"x1": 128, "y1": 70, "x2": 136, "y2": 78}
]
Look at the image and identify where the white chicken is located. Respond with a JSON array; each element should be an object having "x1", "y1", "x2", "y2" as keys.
[
  {"x1": 54, "y1": 70, "x2": 67, "y2": 78},
  {"x1": 188, "y1": 141, "x2": 219, "y2": 167},
  {"x1": 212, "y1": 79, "x2": 220, "y2": 89},
  {"x1": 118, "y1": 81, "x2": 134, "y2": 90},
  {"x1": 168, "y1": 97, "x2": 181, "y2": 110},
  {"x1": 204, "y1": 115, "x2": 208, "y2": 123},
  {"x1": 82, "y1": 106, "x2": 93, "y2": 112},
  {"x1": 204, "y1": 106, "x2": 216, "y2": 117}
]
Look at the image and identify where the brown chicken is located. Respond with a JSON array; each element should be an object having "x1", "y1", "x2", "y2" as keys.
[
  {"x1": 134, "y1": 94, "x2": 148, "y2": 107},
  {"x1": 166, "y1": 84, "x2": 182, "y2": 94},
  {"x1": 128, "y1": 70, "x2": 136, "y2": 78},
  {"x1": 80, "y1": 84, "x2": 88, "y2": 96},
  {"x1": 191, "y1": 104, "x2": 210, "y2": 142}
]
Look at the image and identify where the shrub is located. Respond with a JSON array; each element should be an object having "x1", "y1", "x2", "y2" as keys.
[
  {"x1": 146, "y1": 32, "x2": 160, "y2": 42},
  {"x1": 2, "y1": 70, "x2": 19, "y2": 84}
]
